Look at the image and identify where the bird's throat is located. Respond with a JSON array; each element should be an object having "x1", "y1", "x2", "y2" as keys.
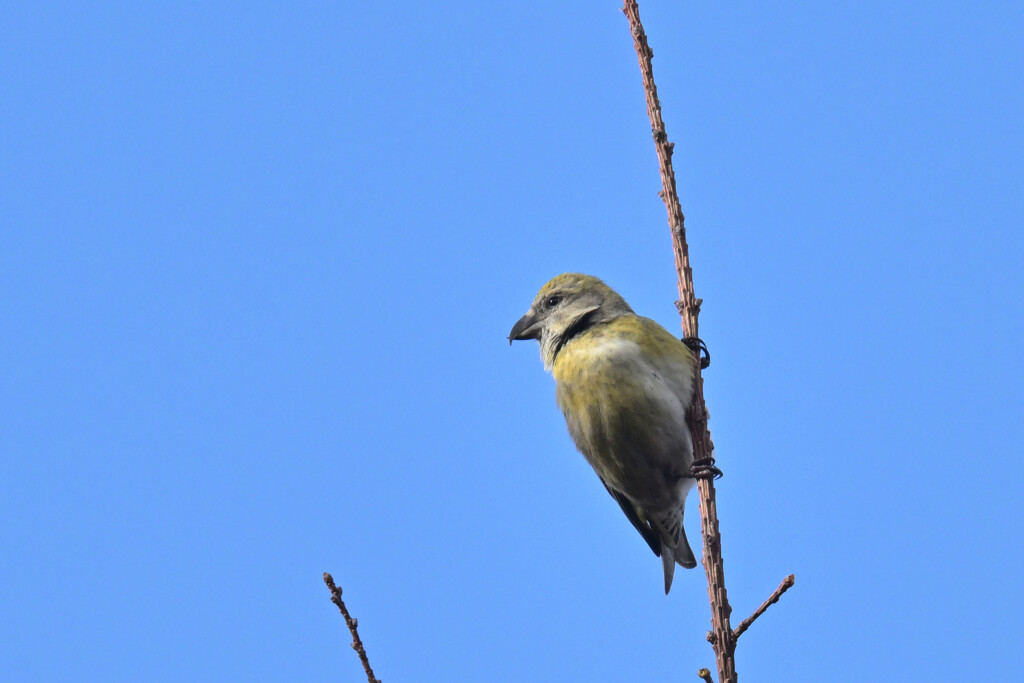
[{"x1": 550, "y1": 310, "x2": 597, "y2": 363}]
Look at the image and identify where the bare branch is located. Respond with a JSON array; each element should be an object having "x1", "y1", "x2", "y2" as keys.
[
  {"x1": 620, "y1": 2, "x2": 795, "y2": 681},
  {"x1": 620, "y1": 1, "x2": 734, "y2": 680},
  {"x1": 698, "y1": 667, "x2": 715, "y2": 683},
  {"x1": 323, "y1": 572, "x2": 381, "y2": 683},
  {"x1": 733, "y1": 574, "x2": 796, "y2": 641}
]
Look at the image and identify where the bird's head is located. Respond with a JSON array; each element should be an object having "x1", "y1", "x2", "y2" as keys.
[{"x1": 508, "y1": 273, "x2": 633, "y2": 370}]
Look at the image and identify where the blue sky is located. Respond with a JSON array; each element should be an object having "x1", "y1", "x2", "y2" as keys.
[{"x1": 2, "y1": 1, "x2": 1022, "y2": 680}]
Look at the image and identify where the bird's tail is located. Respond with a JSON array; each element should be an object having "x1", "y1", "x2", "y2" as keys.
[{"x1": 652, "y1": 509, "x2": 697, "y2": 594}]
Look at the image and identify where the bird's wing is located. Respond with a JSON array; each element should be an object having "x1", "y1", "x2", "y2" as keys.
[
  {"x1": 635, "y1": 317, "x2": 699, "y2": 404},
  {"x1": 601, "y1": 480, "x2": 661, "y2": 557}
]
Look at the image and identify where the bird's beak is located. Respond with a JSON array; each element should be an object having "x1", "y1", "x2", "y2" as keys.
[{"x1": 508, "y1": 310, "x2": 542, "y2": 345}]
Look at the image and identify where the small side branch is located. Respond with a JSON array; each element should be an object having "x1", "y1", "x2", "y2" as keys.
[
  {"x1": 733, "y1": 574, "x2": 796, "y2": 641},
  {"x1": 698, "y1": 667, "x2": 715, "y2": 683},
  {"x1": 323, "y1": 572, "x2": 381, "y2": 683}
]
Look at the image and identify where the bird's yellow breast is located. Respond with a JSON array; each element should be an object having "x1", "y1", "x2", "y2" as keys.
[
  {"x1": 552, "y1": 315, "x2": 694, "y2": 384},
  {"x1": 550, "y1": 314, "x2": 697, "y2": 502}
]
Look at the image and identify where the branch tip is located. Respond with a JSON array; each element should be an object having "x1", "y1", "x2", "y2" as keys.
[
  {"x1": 323, "y1": 572, "x2": 381, "y2": 683},
  {"x1": 733, "y1": 574, "x2": 796, "y2": 641}
]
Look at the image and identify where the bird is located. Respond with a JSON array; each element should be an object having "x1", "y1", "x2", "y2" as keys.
[{"x1": 509, "y1": 273, "x2": 699, "y2": 594}]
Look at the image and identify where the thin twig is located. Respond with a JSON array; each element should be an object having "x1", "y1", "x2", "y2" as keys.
[
  {"x1": 698, "y1": 667, "x2": 715, "y2": 683},
  {"x1": 620, "y1": 2, "x2": 795, "y2": 681},
  {"x1": 323, "y1": 572, "x2": 381, "y2": 683},
  {"x1": 620, "y1": 1, "x2": 735, "y2": 680},
  {"x1": 733, "y1": 574, "x2": 796, "y2": 641}
]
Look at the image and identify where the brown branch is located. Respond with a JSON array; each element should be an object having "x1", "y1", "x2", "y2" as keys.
[
  {"x1": 323, "y1": 572, "x2": 381, "y2": 683},
  {"x1": 698, "y1": 667, "x2": 715, "y2": 683},
  {"x1": 733, "y1": 574, "x2": 796, "y2": 641},
  {"x1": 620, "y1": 2, "x2": 794, "y2": 681}
]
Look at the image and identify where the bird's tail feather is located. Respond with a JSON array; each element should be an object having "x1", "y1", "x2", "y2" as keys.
[
  {"x1": 661, "y1": 545, "x2": 676, "y2": 594},
  {"x1": 652, "y1": 509, "x2": 697, "y2": 594}
]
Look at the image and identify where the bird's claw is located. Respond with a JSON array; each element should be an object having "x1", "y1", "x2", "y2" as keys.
[
  {"x1": 681, "y1": 336, "x2": 710, "y2": 369},
  {"x1": 688, "y1": 456, "x2": 723, "y2": 480}
]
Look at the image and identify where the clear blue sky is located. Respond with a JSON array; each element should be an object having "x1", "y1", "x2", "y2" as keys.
[{"x1": 3, "y1": 2, "x2": 1022, "y2": 681}]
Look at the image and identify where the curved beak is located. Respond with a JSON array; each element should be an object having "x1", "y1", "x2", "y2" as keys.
[{"x1": 508, "y1": 310, "x2": 542, "y2": 345}]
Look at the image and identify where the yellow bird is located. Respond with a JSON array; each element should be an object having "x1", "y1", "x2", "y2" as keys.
[{"x1": 509, "y1": 273, "x2": 699, "y2": 593}]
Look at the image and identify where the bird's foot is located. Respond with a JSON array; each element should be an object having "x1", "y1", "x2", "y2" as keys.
[
  {"x1": 681, "y1": 336, "x2": 710, "y2": 369},
  {"x1": 688, "y1": 456, "x2": 723, "y2": 480}
]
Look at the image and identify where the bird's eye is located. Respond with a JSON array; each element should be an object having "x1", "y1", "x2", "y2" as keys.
[{"x1": 546, "y1": 295, "x2": 562, "y2": 308}]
